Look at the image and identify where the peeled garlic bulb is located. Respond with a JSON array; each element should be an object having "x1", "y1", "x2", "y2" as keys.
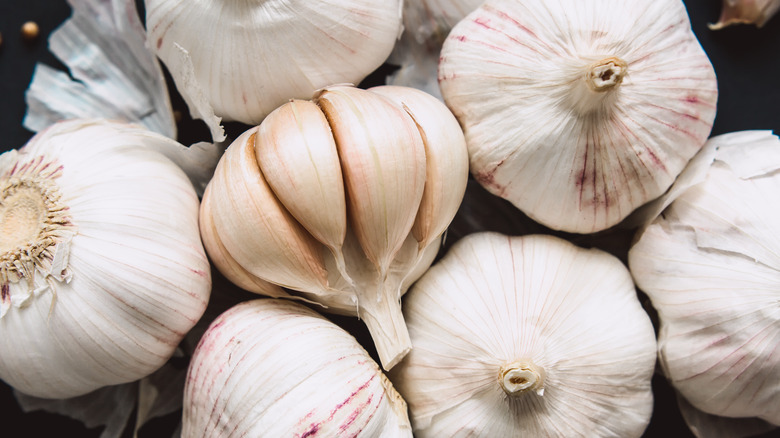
[
  {"x1": 200, "y1": 85, "x2": 469, "y2": 370},
  {"x1": 183, "y1": 299, "x2": 412, "y2": 437},
  {"x1": 439, "y1": 0, "x2": 718, "y2": 233},
  {"x1": 0, "y1": 119, "x2": 211, "y2": 399},
  {"x1": 392, "y1": 232, "x2": 657, "y2": 437},
  {"x1": 629, "y1": 131, "x2": 780, "y2": 425},
  {"x1": 710, "y1": 0, "x2": 780, "y2": 29},
  {"x1": 145, "y1": 0, "x2": 403, "y2": 125}
]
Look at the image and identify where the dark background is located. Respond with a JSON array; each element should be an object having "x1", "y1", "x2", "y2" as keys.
[{"x1": 1, "y1": 0, "x2": 779, "y2": 436}]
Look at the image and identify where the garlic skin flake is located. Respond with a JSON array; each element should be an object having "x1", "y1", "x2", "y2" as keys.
[
  {"x1": 183, "y1": 299, "x2": 412, "y2": 437},
  {"x1": 200, "y1": 85, "x2": 469, "y2": 371},
  {"x1": 439, "y1": 0, "x2": 718, "y2": 233},
  {"x1": 710, "y1": 0, "x2": 780, "y2": 29},
  {"x1": 392, "y1": 232, "x2": 657, "y2": 437},
  {"x1": 0, "y1": 119, "x2": 211, "y2": 399},
  {"x1": 629, "y1": 131, "x2": 780, "y2": 425},
  {"x1": 145, "y1": 0, "x2": 403, "y2": 126}
]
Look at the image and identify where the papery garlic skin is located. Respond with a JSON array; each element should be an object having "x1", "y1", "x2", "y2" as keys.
[
  {"x1": 439, "y1": 0, "x2": 718, "y2": 233},
  {"x1": 0, "y1": 119, "x2": 211, "y2": 399},
  {"x1": 710, "y1": 0, "x2": 780, "y2": 29},
  {"x1": 183, "y1": 299, "x2": 411, "y2": 437},
  {"x1": 392, "y1": 232, "x2": 657, "y2": 437},
  {"x1": 629, "y1": 131, "x2": 780, "y2": 425},
  {"x1": 145, "y1": 0, "x2": 403, "y2": 125},
  {"x1": 199, "y1": 85, "x2": 469, "y2": 370}
]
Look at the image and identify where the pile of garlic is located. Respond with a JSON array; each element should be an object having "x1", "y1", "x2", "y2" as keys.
[{"x1": 3, "y1": 0, "x2": 780, "y2": 437}]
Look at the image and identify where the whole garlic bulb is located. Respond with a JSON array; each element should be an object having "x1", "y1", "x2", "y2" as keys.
[
  {"x1": 0, "y1": 119, "x2": 211, "y2": 399},
  {"x1": 438, "y1": 0, "x2": 718, "y2": 233},
  {"x1": 200, "y1": 85, "x2": 469, "y2": 370},
  {"x1": 392, "y1": 232, "x2": 657, "y2": 437},
  {"x1": 183, "y1": 298, "x2": 412, "y2": 437},
  {"x1": 145, "y1": 0, "x2": 403, "y2": 126},
  {"x1": 629, "y1": 131, "x2": 780, "y2": 425}
]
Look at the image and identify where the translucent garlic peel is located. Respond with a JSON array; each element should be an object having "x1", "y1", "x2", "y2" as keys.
[
  {"x1": 392, "y1": 232, "x2": 657, "y2": 437},
  {"x1": 438, "y1": 0, "x2": 718, "y2": 233},
  {"x1": 0, "y1": 119, "x2": 211, "y2": 399},
  {"x1": 710, "y1": 0, "x2": 780, "y2": 29},
  {"x1": 199, "y1": 85, "x2": 469, "y2": 370},
  {"x1": 183, "y1": 299, "x2": 412, "y2": 437},
  {"x1": 145, "y1": 0, "x2": 403, "y2": 125},
  {"x1": 629, "y1": 131, "x2": 780, "y2": 425}
]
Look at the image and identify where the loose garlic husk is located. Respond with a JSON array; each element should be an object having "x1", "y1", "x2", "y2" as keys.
[
  {"x1": 629, "y1": 131, "x2": 780, "y2": 426},
  {"x1": 183, "y1": 298, "x2": 412, "y2": 437},
  {"x1": 200, "y1": 84, "x2": 469, "y2": 370},
  {"x1": 710, "y1": 0, "x2": 780, "y2": 29},
  {"x1": 439, "y1": 0, "x2": 718, "y2": 233},
  {"x1": 391, "y1": 232, "x2": 657, "y2": 437},
  {"x1": 0, "y1": 119, "x2": 211, "y2": 399},
  {"x1": 145, "y1": 0, "x2": 403, "y2": 127}
]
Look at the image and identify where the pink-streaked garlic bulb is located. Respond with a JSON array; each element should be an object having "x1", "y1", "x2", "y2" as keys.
[
  {"x1": 145, "y1": 0, "x2": 403, "y2": 127},
  {"x1": 629, "y1": 130, "x2": 780, "y2": 426},
  {"x1": 183, "y1": 299, "x2": 412, "y2": 437},
  {"x1": 0, "y1": 119, "x2": 211, "y2": 399},
  {"x1": 439, "y1": 0, "x2": 718, "y2": 233}
]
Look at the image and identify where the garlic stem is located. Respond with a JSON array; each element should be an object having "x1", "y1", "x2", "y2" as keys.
[
  {"x1": 499, "y1": 360, "x2": 545, "y2": 396},
  {"x1": 585, "y1": 56, "x2": 627, "y2": 92},
  {"x1": 358, "y1": 279, "x2": 412, "y2": 370}
]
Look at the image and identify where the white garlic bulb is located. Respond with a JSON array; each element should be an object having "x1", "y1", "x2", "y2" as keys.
[
  {"x1": 710, "y1": 0, "x2": 780, "y2": 29},
  {"x1": 145, "y1": 0, "x2": 403, "y2": 126},
  {"x1": 439, "y1": 0, "x2": 718, "y2": 233},
  {"x1": 392, "y1": 232, "x2": 657, "y2": 437},
  {"x1": 200, "y1": 85, "x2": 469, "y2": 370},
  {"x1": 0, "y1": 119, "x2": 211, "y2": 399},
  {"x1": 629, "y1": 130, "x2": 780, "y2": 425},
  {"x1": 183, "y1": 298, "x2": 412, "y2": 437}
]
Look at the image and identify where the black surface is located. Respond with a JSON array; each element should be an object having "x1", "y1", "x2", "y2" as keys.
[{"x1": 1, "y1": 0, "x2": 779, "y2": 437}]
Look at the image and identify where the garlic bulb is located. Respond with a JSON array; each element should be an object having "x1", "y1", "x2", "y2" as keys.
[
  {"x1": 0, "y1": 119, "x2": 211, "y2": 399},
  {"x1": 145, "y1": 0, "x2": 403, "y2": 126},
  {"x1": 183, "y1": 298, "x2": 411, "y2": 437},
  {"x1": 629, "y1": 130, "x2": 780, "y2": 425},
  {"x1": 439, "y1": 0, "x2": 718, "y2": 233},
  {"x1": 200, "y1": 84, "x2": 469, "y2": 370},
  {"x1": 391, "y1": 232, "x2": 657, "y2": 437},
  {"x1": 710, "y1": 0, "x2": 780, "y2": 29}
]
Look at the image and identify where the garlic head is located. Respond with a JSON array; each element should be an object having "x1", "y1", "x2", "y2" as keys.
[
  {"x1": 183, "y1": 299, "x2": 411, "y2": 437},
  {"x1": 438, "y1": 0, "x2": 718, "y2": 233},
  {"x1": 199, "y1": 85, "x2": 469, "y2": 370},
  {"x1": 145, "y1": 0, "x2": 403, "y2": 125},
  {"x1": 391, "y1": 232, "x2": 657, "y2": 437},
  {"x1": 0, "y1": 119, "x2": 211, "y2": 399},
  {"x1": 629, "y1": 131, "x2": 780, "y2": 425}
]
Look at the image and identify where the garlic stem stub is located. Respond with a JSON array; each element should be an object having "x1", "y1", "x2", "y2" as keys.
[
  {"x1": 438, "y1": 0, "x2": 718, "y2": 233},
  {"x1": 0, "y1": 119, "x2": 211, "y2": 399},
  {"x1": 199, "y1": 85, "x2": 469, "y2": 370},
  {"x1": 391, "y1": 232, "x2": 657, "y2": 437},
  {"x1": 629, "y1": 131, "x2": 780, "y2": 425},
  {"x1": 145, "y1": 0, "x2": 403, "y2": 126},
  {"x1": 183, "y1": 299, "x2": 412, "y2": 437}
]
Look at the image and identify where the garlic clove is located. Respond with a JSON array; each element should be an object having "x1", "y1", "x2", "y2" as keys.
[
  {"x1": 255, "y1": 99, "x2": 350, "y2": 280},
  {"x1": 204, "y1": 127, "x2": 330, "y2": 293},
  {"x1": 314, "y1": 86, "x2": 427, "y2": 279},
  {"x1": 199, "y1": 184, "x2": 288, "y2": 298},
  {"x1": 368, "y1": 85, "x2": 469, "y2": 251},
  {"x1": 183, "y1": 299, "x2": 412, "y2": 437},
  {"x1": 709, "y1": 0, "x2": 780, "y2": 29},
  {"x1": 438, "y1": 0, "x2": 718, "y2": 233}
]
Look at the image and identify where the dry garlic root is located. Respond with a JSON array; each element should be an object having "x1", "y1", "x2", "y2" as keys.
[
  {"x1": 199, "y1": 84, "x2": 469, "y2": 370},
  {"x1": 439, "y1": 0, "x2": 718, "y2": 234},
  {"x1": 183, "y1": 299, "x2": 412, "y2": 437},
  {"x1": 0, "y1": 119, "x2": 211, "y2": 399}
]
